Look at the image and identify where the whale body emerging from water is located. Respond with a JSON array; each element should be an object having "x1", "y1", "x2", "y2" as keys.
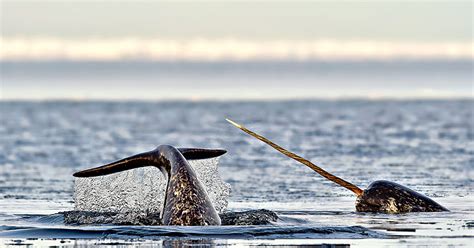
[
  {"x1": 226, "y1": 119, "x2": 448, "y2": 214},
  {"x1": 73, "y1": 145, "x2": 226, "y2": 225}
]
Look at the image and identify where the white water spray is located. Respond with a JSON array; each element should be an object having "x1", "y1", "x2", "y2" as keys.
[{"x1": 74, "y1": 158, "x2": 231, "y2": 215}]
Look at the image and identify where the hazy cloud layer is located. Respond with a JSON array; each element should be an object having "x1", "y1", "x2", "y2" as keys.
[{"x1": 2, "y1": 38, "x2": 472, "y2": 61}]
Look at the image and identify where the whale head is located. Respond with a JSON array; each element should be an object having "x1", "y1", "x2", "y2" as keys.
[{"x1": 355, "y1": 180, "x2": 448, "y2": 213}]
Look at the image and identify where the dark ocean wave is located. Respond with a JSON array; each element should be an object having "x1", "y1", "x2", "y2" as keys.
[{"x1": 0, "y1": 225, "x2": 384, "y2": 239}]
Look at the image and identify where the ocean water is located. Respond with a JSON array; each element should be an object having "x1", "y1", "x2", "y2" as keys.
[
  {"x1": 0, "y1": 100, "x2": 473, "y2": 247},
  {"x1": 2, "y1": 60, "x2": 472, "y2": 99}
]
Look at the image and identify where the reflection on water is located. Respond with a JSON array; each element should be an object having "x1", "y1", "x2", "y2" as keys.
[{"x1": 4, "y1": 238, "x2": 352, "y2": 247}]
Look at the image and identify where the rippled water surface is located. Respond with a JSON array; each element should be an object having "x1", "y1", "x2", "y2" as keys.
[{"x1": 0, "y1": 100, "x2": 473, "y2": 247}]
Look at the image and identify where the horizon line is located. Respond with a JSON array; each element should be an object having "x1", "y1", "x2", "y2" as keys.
[
  {"x1": 2, "y1": 37, "x2": 472, "y2": 62},
  {"x1": 1, "y1": 96, "x2": 473, "y2": 103}
]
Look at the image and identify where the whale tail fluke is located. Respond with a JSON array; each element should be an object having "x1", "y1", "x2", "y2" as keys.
[
  {"x1": 226, "y1": 118, "x2": 364, "y2": 196},
  {"x1": 179, "y1": 148, "x2": 227, "y2": 160},
  {"x1": 73, "y1": 151, "x2": 155, "y2": 177},
  {"x1": 73, "y1": 147, "x2": 227, "y2": 178}
]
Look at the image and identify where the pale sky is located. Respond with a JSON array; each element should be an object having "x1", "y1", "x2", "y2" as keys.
[
  {"x1": 1, "y1": 1, "x2": 473, "y2": 61},
  {"x1": 0, "y1": 1, "x2": 472, "y2": 100},
  {"x1": 2, "y1": 1, "x2": 472, "y2": 41}
]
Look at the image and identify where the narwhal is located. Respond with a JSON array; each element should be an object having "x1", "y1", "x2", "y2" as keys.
[
  {"x1": 226, "y1": 119, "x2": 448, "y2": 214},
  {"x1": 73, "y1": 145, "x2": 226, "y2": 225}
]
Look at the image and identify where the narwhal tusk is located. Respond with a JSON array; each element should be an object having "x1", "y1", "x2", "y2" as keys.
[{"x1": 226, "y1": 118, "x2": 364, "y2": 196}]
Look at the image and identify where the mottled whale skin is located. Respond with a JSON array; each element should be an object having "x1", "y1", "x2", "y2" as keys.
[
  {"x1": 356, "y1": 180, "x2": 448, "y2": 213},
  {"x1": 73, "y1": 145, "x2": 225, "y2": 226},
  {"x1": 226, "y1": 118, "x2": 448, "y2": 214}
]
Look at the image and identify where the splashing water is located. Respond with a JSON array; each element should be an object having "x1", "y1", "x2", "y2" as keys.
[{"x1": 74, "y1": 158, "x2": 231, "y2": 217}]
